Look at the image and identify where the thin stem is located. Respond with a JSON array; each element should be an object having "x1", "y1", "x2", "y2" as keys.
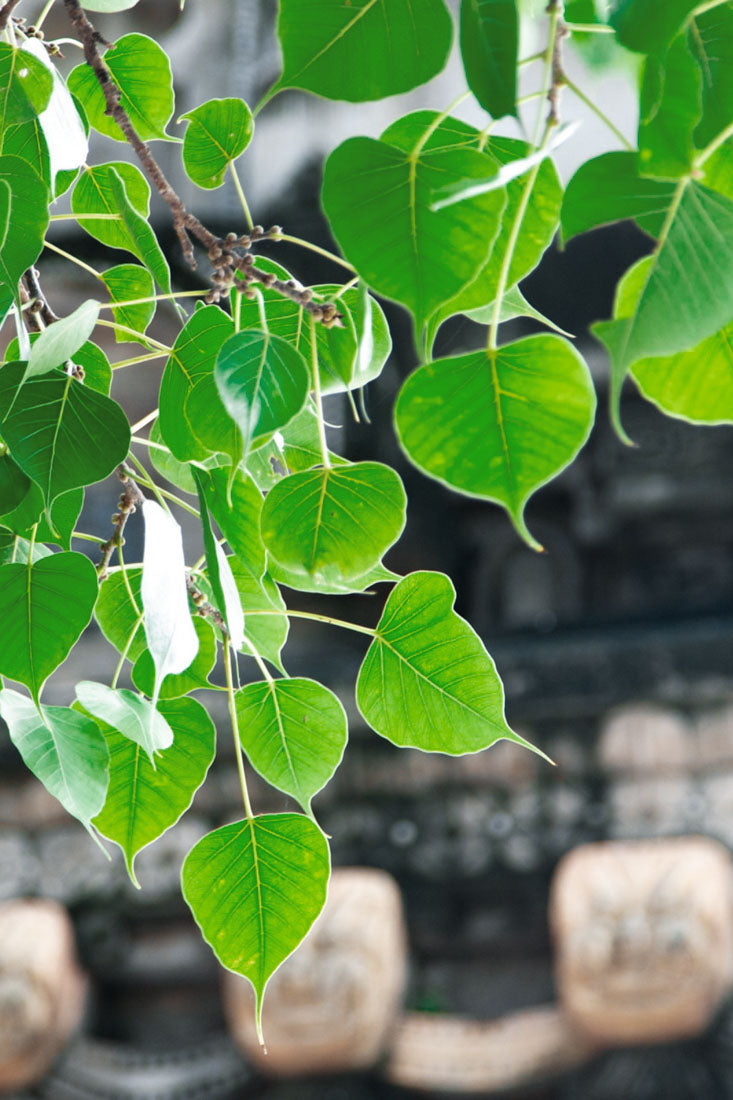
[
  {"x1": 98, "y1": 289, "x2": 207, "y2": 311},
  {"x1": 229, "y1": 162, "x2": 254, "y2": 231},
  {"x1": 564, "y1": 21, "x2": 615, "y2": 33},
  {"x1": 519, "y1": 50, "x2": 545, "y2": 65},
  {"x1": 692, "y1": 0, "x2": 728, "y2": 15},
  {"x1": 332, "y1": 276, "x2": 359, "y2": 297},
  {"x1": 414, "y1": 90, "x2": 471, "y2": 158},
  {"x1": 310, "y1": 314, "x2": 330, "y2": 470},
  {"x1": 95, "y1": 318, "x2": 172, "y2": 352},
  {"x1": 245, "y1": 636, "x2": 275, "y2": 685},
  {"x1": 35, "y1": 0, "x2": 56, "y2": 29},
  {"x1": 49, "y1": 213, "x2": 121, "y2": 221},
  {"x1": 564, "y1": 75, "x2": 634, "y2": 150},
  {"x1": 112, "y1": 351, "x2": 168, "y2": 370},
  {"x1": 131, "y1": 434, "x2": 170, "y2": 454},
  {"x1": 694, "y1": 120, "x2": 733, "y2": 168},
  {"x1": 130, "y1": 408, "x2": 159, "y2": 434},
  {"x1": 111, "y1": 609, "x2": 144, "y2": 689},
  {"x1": 275, "y1": 233, "x2": 356, "y2": 273},
  {"x1": 225, "y1": 641, "x2": 254, "y2": 820},
  {"x1": 43, "y1": 239, "x2": 104, "y2": 281},
  {"x1": 71, "y1": 531, "x2": 106, "y2": 544},
  {"x1": 246, "y1": 607, "x2": 376, "y2": 637},
  {"x1": 128, "y1": 456, "x2": 200, "y2": 516},
  {"x1": 531, "y1": 2, "x2": 563, "y2": 148},
  {"x1": 126, "y1": 453, "x2": 171, "y2": 513}
]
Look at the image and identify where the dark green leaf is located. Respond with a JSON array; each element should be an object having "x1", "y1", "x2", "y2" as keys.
[
  {"x1": 460, "y1": 0, "x2": 517, "y2": 119},
  {"x1": 261, "y1": 462, "x2": 406, "y2": 583},
  {"x1": 322, "y1": 114, "x2": 506, "y2": 332},
  {"x1": 561, "y1": 151, "x2": 677, "y2": 241},
  {"x1": 236, "y1": 678, "x2": 347, "y2": 811},
  {"x1": 0, "y1": 44, "x2": 52, "y2": 128},
  {"x1": 197, "y1": 466, "x2": 266, "y2": 582},
  {"x1": 0, "y1": 363, "x2": 130, "y2": 514},
  {"x1": 101, "y1": 264, "x2": 155, "y2": 341},
  {"x1": 275, "y1": 0, "x2": 453, "y2": 102},
  {"x1": 356, "y1": 571, "x2": 544, "y2": 755},
  {"x1": 68, "y1": 34, "x2": 174, "y2": 142},
  {"x1": 213, "y1": 330, "x2": 310, "y2": 460},
  {"x1": 0, "y1": 551, "x2": 98, "y2": 700},
  {"x1": 0, "y1": 155, "x2": 49, "y2": 290},
  {"x1": 230, "y1": 565, "x2": 288, "y2": 669},
  {"x1": 72, "y1": 161, "x2": 150, "y2": 252},
  {"x1": 395, "y1": 335, "x2": 596, "y2": 549},
  {"x1": 0, "y1": 119, "x2": 50, "y2": 185},
  {"x1": 0, "y1": 690, "x2": 109, "y2": 829},
  {"x1": 96, "y1": 567, "x2": 146, "y2": 661},
  {"x1": 107, "y1": 168, "x2": 171, "y2": 292},
  {"x1": 159, "y1": 304, "x2": 234, "y2": 461},
  {"x1": 181, "y1": 97, "x2": 253, "y2": 189},
  {"x1": 638, "y1": 33, "x2": 701, "y2": 178},
  {"x1": 610, "y1": 0, "x2": 698, "y2": 54},
  {"x1": 0, "y1": 453, "x2": 31, "y2": 516},
  {"x1": 182, "y1": 813, "x2": 330, "y2": 1039},
  {"x1": 690, "y1": 5, "x2": 733, "y2": 149},
  {"x1": 93, "y1": 694, "x2": 216, "y2": 885}
]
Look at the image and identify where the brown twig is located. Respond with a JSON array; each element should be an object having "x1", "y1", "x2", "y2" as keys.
[
  {"x1": 62, "y1": 0, "x2": 341, "y2": 326},
  {"x1": 24, "y1": 267, "x2": 58, "y2": 327},
  {"x1": 98, "y1": 465, "x2": 145, "y2": 580},
  {"x1": 0, "y1": 0, "x2": 23, "y2": 32},
  {"x1": 186, "y1": 574, "x2": 229, "y2": 639}
]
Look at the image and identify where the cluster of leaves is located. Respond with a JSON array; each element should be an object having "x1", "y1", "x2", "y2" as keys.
[{"x1": 0, "y1": 0, "x2": 730, "y2": 1038}]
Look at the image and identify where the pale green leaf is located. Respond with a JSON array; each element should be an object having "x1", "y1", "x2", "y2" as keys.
[
  {"x1": 131, "y1": 615, "x2": 216, "y2": 698},
  {"x1": 25, "y1": 300, "x2": 100, "y2": 380},
  {"x1": 72, "y1": 162, "x2": 150, "y2": 252},
  {"x1": 182, "y1": 813, "x2": 330, "y2": 1038},
  {"x1": 196, "y1": 465, "x2": 265, "y2": 582},
  {"x1": 260, "y1": 462, "x2": 406, "y2": 583},
  {"x1": 0, "y1": 690, "x2": 109, "y2": 829},
  {"x1": 76, "y1": 681, "x2": 173, "y2": 762},
  {"x1": 93, "y1": 694, "x2": 215, "y2": 885},
  {"x1": 236, "y1": 678, "x2": 347, "y2": 812},
  {"x1": 107, "y1": 167, "x2": 171, "y2": 292},
  {"x1": 0, "y1": 552, "x2": 98, "y2": 701},
  {"x1": 181, "y1": 97, "x2": 253, "y2": 189},
  {"x1": 395, "y1": 335, "x2": 596, "y2": 549},
  {"x1": 356, "y1": 571, "x2": 543, "y2": 755},
  {"x1": 101, "y1": 264, "x2": 155, "y2": 342},
  {"x1": 230, "y1": 565, "x2": 288, "y2": 670},
  {"x1": 560, "y1": 151, "x2": 676, "y2": 241}
]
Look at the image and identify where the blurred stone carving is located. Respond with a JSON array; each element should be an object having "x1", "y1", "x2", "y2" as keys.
[
  {"x1": 0, "y1": 899, "x2": 87, "y2": 1091},
  {"x1": 607, "y1": 776, "x2": 696, "y2": 839},
  {"x1": 223, "y1": 867, "x2": 407, "y2": 1075},
  {"x1": 384, "y1": 1006, "x2": 592, "y2": 1093},
  {"x1": 550, "y1": 837, "x2": 733, "y2": 1045},
  {"x1": 598, "y1": 705, "x2": 691, "y2": 776}
]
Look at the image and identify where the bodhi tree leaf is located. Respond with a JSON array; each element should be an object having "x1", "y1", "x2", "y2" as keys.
[
  {"x1": 132, "y1": 616, "x2": 217, "y2": 699},
  {"x1": 0, "y1": 155, "x2": 49, "y2": 290},
  {"x1": 230, "y1": 564, "x2": 288, "y2": 670},
  {"x1": 159, "y1": 304, "x2": 234, "y2": 462},
  {"x1": 25, "y1": 300, "x2": 100, "y2": 380},
  {"x1": 463, "y1": 284, "x2": 573, "y2": 336},
  {"x1": 194, "y1": 469, "x2": 245, "y2": 651},
  {"x1": 96, "y1": 567, "x2": 146, "y2": 661},
  {"x1": 101, "y1": 264, "x2": 155, "y2": 341},
  {"x1": 460, "y1": 0, "x2": 517, "y2": 120},
  {"x1": 261, "y1": 462, "x2": 406, "y2": 583},
  {"x1": 5, "y1": 335, "x2": 111, "y2": 396},
  {"x1": 22, "y1": 39, "x2": 87, "y2": 182},
  {"x1": 93, "y1": 694, "x2": 216, "y2": 886},
  {"x1": 395, "y1": 335, "x2": 596, "y2": 549},
  {"x1": 82, "y1": 0, "x2": 140, "y2": 11},
  {"x1": 68, "y1": 34, "x2": 175, "y2": 142},
  {"x1": 72, "y1": 162, "x2": 150, "y2": 252},
  {"x1": 196, "y1": 466, "x2": 266, "y2": 582},
  {"x1": 610, "y1": 0, "x2": 698, "y2": 54},
  {"x1": 560, "y1": 152, "x2": 677, "y2": 242},
  {"x1": 107, "y1": 168, "x2": 171, "y2": 293},
  {"x1": 0, "y1": 119, "x2": 50, "y2": 187},
  {"x1": 690, "y1": 5, "x2": 733, "y2": 149},
  {"x1": 182, "y1": 813, "x2": 330, "y2": 1041},
  {"x1": 213, "y1": 330, "x2": 310, "y2": 461},
  {"x1": 638, "y1": 33, "x2": 701, "y2": 179},
  {"x1": 0, "y1": 551, "x2": 98, "y2": 701},
  {"x1": 1, "y1": 482, "x2": 84, "y2": 551},
  {"x1": 0, "y1": 363, "x2": 130, "y2": 515},
  {"x1": 0, "y1": 454, "x2": 31, "y2": 516},
  {"x1": 76, "y1": 682, "x2": 173, "y2": 762},
  {"x1": 235, "y1": 678, "x2": 347, "y2": 812},
  {"x1": 274, "y1": 0, "x2": 453, "y2": 102},
  {"x1": 356, "y1": 571, "x2": 544, "y2": 756},
  {"x1": 141, "y1": 500, "x2": 199, "y2": 707},
  {"x1": 322, "y1": 115, "x2": 506, "y2": 333},
  {"x1": 592, "y1": 180, "x2": 733, "y2": 440},
  {"x1": 236, "y1": 261, "x2": 391, "y2": 396},
  {"x1": 612, "y1": 256, "x2": 733, "y2": 425},
  {"x1": 0, "y1": 689, "x2": 109, "y2": 829},
  {"x1": 181, "y1": 98, "x2": 253, "y2": 189},
  {"x1": 0, "y1": 44, "x2": 52, "y2": 129},
  {"x1": 268, "y1": 558, "x2": 399, "y2": 597}
]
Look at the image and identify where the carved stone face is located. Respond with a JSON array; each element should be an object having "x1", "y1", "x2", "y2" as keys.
[
  {"x1": 223, "y1": 867, "x2": 407, "y2": 1076},
  {"x1": 550, "y1": 837, "x2": 733, "y2": 1046}
]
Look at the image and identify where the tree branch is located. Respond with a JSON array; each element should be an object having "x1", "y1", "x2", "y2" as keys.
[
  {"x1": 0, "y1": 0, "x2": 23, "y2": 32},
  {"x1": 98, "y1": 465, "x2": 145, "y2": 580}
]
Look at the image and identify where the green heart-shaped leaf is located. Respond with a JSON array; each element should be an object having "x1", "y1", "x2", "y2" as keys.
[
  {"x1": 76, "y1": 681, "x2": 173, "y2": 762},
  {"x1": 181, "y1": 97, "x2": 253, "y2": 189}
]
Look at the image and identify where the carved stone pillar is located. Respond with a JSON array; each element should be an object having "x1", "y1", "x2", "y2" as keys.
[
  {"x1": 0, "y1": 899, "x2": 87, "y2": 1091},
  {"x1": 223, "y1": 867, "x2": 407, "y2": 1075}
]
